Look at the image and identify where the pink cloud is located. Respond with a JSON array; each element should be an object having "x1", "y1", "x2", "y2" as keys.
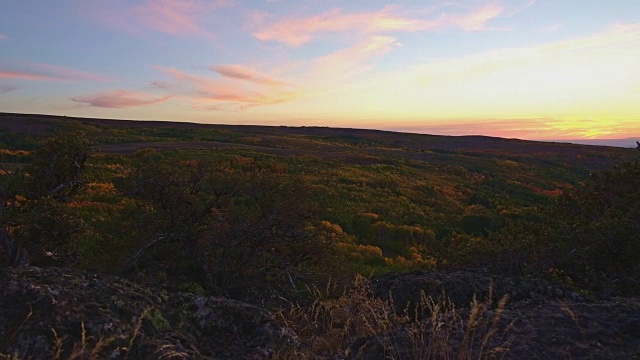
[
  {"x1": 201, "y1": 91, "x2": 300, "y2": 109},
  {"x1": 87, "y1": 0, "x2": 233, "y2": 38},
  {"x1": 71, "y1": 90, "x2": 171, "y2": 108},
  {"x1": 312, "y1": 36, "x2": 399, "y2": 79},
  {"x1": 0, "y1": 71, "x2": 59, "y2": 81},
  {"x1": 159, "y1": 66, "x2": 209, "y2": 86},
  {"x1": 0, "y1": 34, "x2": 6, "y2": 40},
  {"x1": 0, "y1": 84, "x2": 17, "y2": 94},
  {"x1": 253, "y1": 4, "x2": 504, "y2": 46},
  {"x1": 131, "y1": 0, "x2": 205, "y2": 36},
  {"x1": 253, "y1": 5, "x2": 430, "y2": 46},
  {"x1": 211, "y1": 64, "x2": 292, "y2": 87},
  {"x1": 155, "y1": 37, "x2": 400, "y2": 109},
  {"x1": 0, "y1": 60, "x2": 114, "y2": 83},
  {"x1": 148, "y1": 81, "x2": 177, "y2": 90},
  {"x1": 448, "y1": 4, "x2": 504, "y2": 31},
  {"x1": 158, "y1": 66, "x2": 301, "y2": 109}
]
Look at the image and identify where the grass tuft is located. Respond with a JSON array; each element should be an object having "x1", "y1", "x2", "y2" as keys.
[{"x1": 273, "y1": 275, "x2": 513, "y2": 359}]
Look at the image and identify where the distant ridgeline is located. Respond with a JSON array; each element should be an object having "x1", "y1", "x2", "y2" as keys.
[{"x1": 553, "y1": 138, "x2": 640, "y2": 148}]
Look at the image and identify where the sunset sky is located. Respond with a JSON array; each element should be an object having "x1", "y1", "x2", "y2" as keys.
[{"x1": 1, "y1": 0, "x2": 639, "y2": 140}]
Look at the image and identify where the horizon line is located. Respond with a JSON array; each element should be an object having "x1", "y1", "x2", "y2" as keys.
[{"x1": 1, "y1": 111, "x2": 638, "y2": 148}]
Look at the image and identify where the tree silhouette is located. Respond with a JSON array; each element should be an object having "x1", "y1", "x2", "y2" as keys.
[{"x1": 117, "y1": 152, "x2": 323, "y2": 299}]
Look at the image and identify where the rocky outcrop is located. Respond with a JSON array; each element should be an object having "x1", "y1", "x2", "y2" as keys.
[
  {"x1": 349, "y1": 298, "x2": 640, "y2": 359},
  {"x1": 3, "y1": 267, "x2": 638, "y2": 359},
  {"x1": 350, "y1": 271, "x2": 640, "y2": 359},
  {"x1": 0, "y1": 267, "x2": 293, "y2": 359}
]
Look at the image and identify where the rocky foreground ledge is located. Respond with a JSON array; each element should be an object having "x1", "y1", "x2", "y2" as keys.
[
  {"x1": 0, "y1": 267, "x2": 292, "y2": 359},
  {"x1": 353, "y1": 271, "x2": 640, "y2": 359},
  {"x1": 1, "y1": 267, "x2": 639, "y2": 359}
]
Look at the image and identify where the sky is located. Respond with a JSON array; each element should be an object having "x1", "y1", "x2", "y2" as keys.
[{"x1": 1, "y1": 0, "x2": 639, "y2": 140}]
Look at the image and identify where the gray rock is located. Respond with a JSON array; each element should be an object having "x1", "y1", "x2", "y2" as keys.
[
  {"x1": 0, "y1": 267, "x2": 294, "y2": 359},
  {"x1": 349, "y1": 299, "x2": 640, "y2": 359}
]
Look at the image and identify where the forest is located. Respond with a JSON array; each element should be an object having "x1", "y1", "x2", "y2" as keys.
[{"x1": 1, "y1": 113, "x2": 639, "y2": 358}]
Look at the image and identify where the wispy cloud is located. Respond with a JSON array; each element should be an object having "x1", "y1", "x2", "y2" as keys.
[
  {"x1": 85, "y1": 0, "x2": 233, "y2": 39},
  {"x1": 252, "y1": 4, "x2": 504, "y2": 46},
  {"x1": 157, "y1": 33, "x2": 399, "y2": 109},
  {"x1": 212, "y1": 64, "x2": 292, "y2": 86},
  {"x1": 0, "y1": 61, "x2": 114, "y2": 83},
  {"x1": 205, "y1": 91, "x2": 300, "y2": 109},
  {"x1": 411, "y1": 22, "x2": 640, "y2": 89},
  {"x1": 148, "y1": 81, "x2": 176, "y2": 90},
  {"x1": 253, "y1": 5, "x2": 429, "y2": 46},
  {"x1": 312, "y1": 36, "x2": 399, "y2": 80},
  {"x1": 505, "y1": 0, "x2": 537, "y2": 17},
  {"x1": 158, "y1": 66, "x2": 302, "y2": 109},
  {"x1": 543, "y1": 119, "x2": 624, "y2": 139},
  {"x1": 155, "y1": 33, "x2": 402, "y2": 110},
  {"x1": 448, "y1": 4, "x2": 504, "y2": 31},
  {"x1": 0, "y1": 84, "x2": 17, "y2": 94},
  {"x1": 0, "y1": 34, "x2": 6, "y2": 40},
  {"x1": 71, "y1": 90, "x2": 171, "y2": 108},
  {"x1": 0, "y1": 71, "x2": 59, "y2": 81},
  {"x1": 131, "y1": 0, "x2": 232, "y2": 37},
  {"x1": 340, "y1": 22, "x2": 640, "y2": 137},
  {"x1": 544, "y1": 23, "x2": 563, "y2": 32}
]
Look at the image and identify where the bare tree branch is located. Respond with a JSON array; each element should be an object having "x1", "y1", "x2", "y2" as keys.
[{"x1": 126, "y1": 235, "x2": 168, "y2": 266}]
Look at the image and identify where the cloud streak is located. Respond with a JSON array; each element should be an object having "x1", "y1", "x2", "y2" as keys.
[
  {"x1": 212, "y1": 64, "x2": 292, "y2": 87},
  {"x1": 411, "y1": 22, "x2": 640, "y2": 91},
  {"x1": 157, "y1": 34, "x2": 399, "y2": 110},
  {"x1": 505, "y1": 0, "x2": 537, "y2": 17},
  {"x1": 158, "y1": 66, "x2": 302, "y2": 110},
  {"x1": 0, "y1": 71, "x2": 59, "y2": 81},
  {"x1": 155, "y1": 33, "x2": 404, "y2": 110},
  {"x1": 0, "y1": 85, "x2": 17, "y2": 94},
  {"x1": 253, "y1": 5, "x2": 428, "y2": 46},
  {"x1": 71, "y1": 90, "x2": 171, "y2": 108},
  {"x1": 312, "y1": 36, "x2": 399, "y2": 80},
  {"x1": 131, "y1": 0, "x2": 232, "y2": 36},
  {"x1": 253, "y1": 4, "x2": 504, "y2": 46},
  {"x1": 0, "y1": 60, "x2": 114, "y2": 82},
  {"x1": 85, "y1": 0, "x2": 233, "y2": 39},
  {"x1": 448, "y1": 4, "x2": 504, "y2": 31}
]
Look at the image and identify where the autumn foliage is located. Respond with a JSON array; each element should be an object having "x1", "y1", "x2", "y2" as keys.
[{"x1": 1, "y1": 118, "x2": 638, "y2": 301}]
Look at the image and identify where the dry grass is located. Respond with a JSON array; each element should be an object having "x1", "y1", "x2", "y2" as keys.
[
  {"x1": 1, "y1": 276, "x2": 513, "y2": 359},
  {"x1": 273, "y1": 275, "x2": 514, "y2": 359},
  {"x1": 0, "y1": 307, "x2": 191, "y2": 360},
  {"x1": 51, "y1": 323, "x2": 113, "y2": 360}
]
